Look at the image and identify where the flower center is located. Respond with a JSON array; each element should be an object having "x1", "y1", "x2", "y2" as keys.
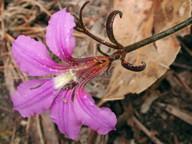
[
  {"x1": 53, "y1": 69, "x2": 77, "y2": 89},
  {"x1": 53, "y1": 56, "x2": 110, "y2": 90}
]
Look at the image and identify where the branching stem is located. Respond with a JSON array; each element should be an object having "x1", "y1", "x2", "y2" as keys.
[
  {"x1": 83, "y1": 29, "x2": 119, "y2": 49},
  {"x1": 75, "y1": 1, "x2": 192, "y2": 72}
]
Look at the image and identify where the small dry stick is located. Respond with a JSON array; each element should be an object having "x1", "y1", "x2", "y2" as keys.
[
  {"x1": 132, "y1": 116, "x2": 163, "y2": 144},
  {"x1": 158, "y1": 103, "x2": 192, "y2": 125},
  {"x1": 36, "y1": 115, "x2": 45, "y2": 144},
  {"x1": 174, "y1": 72, "x2": 192, "y2": 96},
  {"x1": 177, "y1": 37, "x2": 192, "y2": 56},
  {"x1": 10, "y1": 124, "x2": 16, "y2": 144}
]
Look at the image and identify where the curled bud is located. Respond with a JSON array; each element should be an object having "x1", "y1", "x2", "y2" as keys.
[
  {"x1": 121, "y1": 60, "x2": 146, "y2": 72},
  {"x1": 106, "y1": 10, "x2": 123, "y2": 47}
]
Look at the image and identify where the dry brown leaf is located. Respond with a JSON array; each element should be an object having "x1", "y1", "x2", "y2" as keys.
[{"x1": 103, "y1": 0, "x2": 191, "y2": 100}]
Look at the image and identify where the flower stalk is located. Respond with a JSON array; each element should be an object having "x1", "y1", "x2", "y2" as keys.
[{"x1": 124, "y1": 16, "x2": 192, "y2": 53}]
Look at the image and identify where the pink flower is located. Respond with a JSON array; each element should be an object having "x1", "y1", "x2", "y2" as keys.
[{"x1": 11, "y1": 9, "x2": 117, "y2": 140}]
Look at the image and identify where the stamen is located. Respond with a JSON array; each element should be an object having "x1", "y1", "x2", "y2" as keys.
[
  {"x1": 62, "y1": 81, "x2": 77, "y2": 90},
  {"x1": 93, "y1": 56, "x2": 108, "y2": 64}
]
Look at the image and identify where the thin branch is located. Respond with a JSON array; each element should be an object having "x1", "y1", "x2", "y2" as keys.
[
  {"x1": 125, "y1": 16, "x2": 192, "y2": 53},
  {"x1": 36, "y1": 115, "x2": 45, "y2": 144},
  {"x1": 158, "y1": 103, "x2": 192, "y2": 125},
  {"x1": 174, "y1": 72, "x2": 192, "y2": 96},
  {"x1": 132, "y1": 116, "x2": 163, "y2": 144},
  {"x1": 83, "y1": 29, "x2": 119, "y2": 49}
]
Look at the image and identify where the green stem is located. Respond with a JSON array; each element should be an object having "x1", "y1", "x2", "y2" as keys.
[{"x1": 125, "y1": 16, "x2": 192, "y2": 53}]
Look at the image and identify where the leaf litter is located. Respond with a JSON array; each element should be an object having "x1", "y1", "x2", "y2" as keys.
[{"x1": 0, "y1": 0, "x2": 192, "y2": 143}]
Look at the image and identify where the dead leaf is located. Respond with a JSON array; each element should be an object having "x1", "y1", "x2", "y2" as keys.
[{"x1": 103, "y1": 0, "x2": 191, "y2": 100}]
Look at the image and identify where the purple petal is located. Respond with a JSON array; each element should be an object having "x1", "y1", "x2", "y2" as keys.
[
  {"x1": 50, "y1": 90, "x2": 81, "y2": 140},
  {"x1": 12, "y1": 35, "x2": 67, "y2": 76},
  {"x1": 11, "y1": 79, "x2": 58, "y2": 117},
  {"x1": 74, "y1": 87, "x2": 117, "y2": 135},
  {"x1": 46, "y1": 8, "x2": 76, "y2": 62}
]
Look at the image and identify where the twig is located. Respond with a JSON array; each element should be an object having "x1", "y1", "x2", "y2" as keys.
[
  {"x1": 125, "y1": 16, "x2": 192, "y2": 53},
  {"x1": 36, "y1": 115, "x2": 45, "y2": 144},
  {"x1": 0, "y1": 65, "x2": 18, "y2": 69},
  {"x1": 132, "y1": 116, "x2": 163, "y2": 144},
  {"x1": 174, "y1": 72, "x2": 192, "y2": 96},
  {"x1": 25, "y1": 117, "x2": 30, "y2": 144},
  {"x1": 0, "y1": 106, "x2": 13, "y2": 113},
  {"x1": 158, "y1": 103, "x2": 192, "y2": 125},
  {"x1": 177, "y1": 37, "x2": 192, "y2": 56},
  {"x1": 23, "y1": 0, "x2": 51, "y2": 16},
  {"x1": 10, "y1": 124, "x2": 16, "y2": 144},
  {"x1": 172, "y1": 63, "x2": 192, "y2": 71},
  {"x1": 0, "y1": 0, "x2": 5, "y2": 36}
]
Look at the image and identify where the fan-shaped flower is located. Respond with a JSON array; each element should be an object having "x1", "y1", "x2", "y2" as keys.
[{"x1": 11, "y1": 8, "x2": 117, "y2": 140}]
